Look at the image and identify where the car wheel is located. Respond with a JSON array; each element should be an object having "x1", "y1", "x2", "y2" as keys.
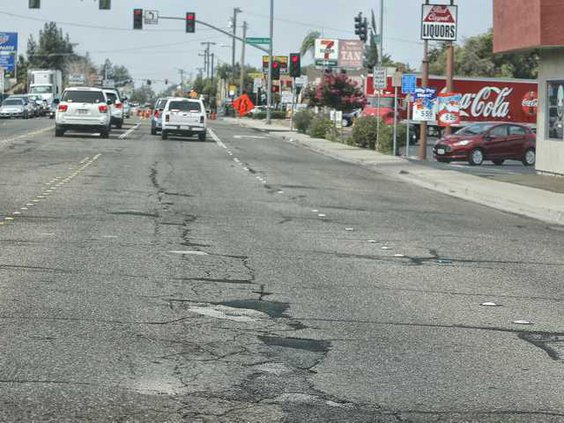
[
  {"x1": 469, "y1": 148, "x2": 484, "y2": 166},
  {"x1": 199, "y1": 132, "x2": 207, "y2": 141},
  {"x1": 100, "y1": 129, "x2": 110, "y2": 139},
  {"x1": 436, "y1": 158, "x2": 451, "y2": 163},
  {"x1": 116, "y1": 120, "x2": 123, "y2": 129},
  {"x1": 161, "y1": 130, "x2": 168, "y2": 140},
  {"x1": 492, "y1": 159, "x2": 505, "y2": 166},
  {"x1": 522, "y1": 148, "x2": 535, "y2": 166},
  {"x1": 341, "y1": 119, "x2": 350, "y2": 128},
  {"x1": 55, "y1": 127, "x2": 65, "y2": 137}
]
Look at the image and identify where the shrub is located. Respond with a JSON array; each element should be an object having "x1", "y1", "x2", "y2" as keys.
[
  {"x1": 293, "y1": 109, "x2": 314, "y2": 133},
  {"x1": 351, "y1": 117, "x2": 407, "y2": 153},
  {"x1": 308, "y1": 116, "x2": 334, "y2": 139}
]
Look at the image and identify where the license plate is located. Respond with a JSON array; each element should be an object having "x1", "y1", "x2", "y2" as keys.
[
  {"x1": 78, "y1": 109, "x2": 88, "y2": 115},
  {"x1": 437, "y1": 148, "x2": 445, "y2": 155}
]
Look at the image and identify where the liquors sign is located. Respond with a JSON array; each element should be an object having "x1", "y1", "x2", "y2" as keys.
[{"x1": 421, "y1": 5, "x2": 458, "y2": 41}]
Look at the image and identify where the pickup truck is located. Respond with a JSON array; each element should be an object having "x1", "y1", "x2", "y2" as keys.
[{"x1": 161, "y1": 98, "x2": 207, "y2": 141}]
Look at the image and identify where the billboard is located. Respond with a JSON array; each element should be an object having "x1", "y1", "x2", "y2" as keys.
[
  {"x1": 421, "y1": 5, "x2": 458, "y2": 41},
  {"x1": 0, "y1": 32, "x2": 17, "y2": 78},
  {"x1": 338, "y1": 40, "x2": 364, "y2": 69},
  {"x1": 314, "y1": 39, "x2": 339, "y2": 67}
]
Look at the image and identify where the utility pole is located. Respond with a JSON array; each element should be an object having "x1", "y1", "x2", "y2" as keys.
[
  {"x1": 379, "y1": 0, "x2": 384, "y2": 68},
  {"x1": 239, "y1": 21, "x2": 248, "y2": 96},
  {"x1": 231, "y1": 7, "x2": 242, "y2": 68},
  {"x1": 419, "y1": 0, "x2": 430, "y2": 160},
  {"x1": 177, "y1": 68, "x2": 185, "y2": 95},
  {"x1": 266, "y1": 0, "x2": 274, "y2": 125},
  {"x1": 201, "y1": 42, "x2": 216, "y2": 80}
]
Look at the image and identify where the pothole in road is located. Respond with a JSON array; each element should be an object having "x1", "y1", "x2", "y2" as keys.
[
  {"x1": 519, "y1": 333, "x2": 564, "y2": 361},
  {"x1": 218, "y1": 299, "x2": 289, "y2": 318},
  {"x1": 258, "y1": 336, "x2": 331, "y2": 372}
]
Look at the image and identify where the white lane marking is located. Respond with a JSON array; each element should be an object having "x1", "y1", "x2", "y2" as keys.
[
  {"x1": 345, "y1": 228, "x2": 354, "y2": 231},
  {"x1": 381, "y1": 246, "x2": 392, "y2": 250},
  {"x1": 102, "y1": 235, "x2": 119, "y2": 238},
  {"x1": 312, "y1": 209, "x2": 319, "y2": 213},
  {"x1": 233, "y1": 135, "x2": 267, "y2": 139},
  {"x1": 119, "y1": 123, "x2": 141, "y2": 140},
  {"x1": 79, "y1": 157, "x2": 90, "y2": 164},
  {"x1": 318, "y1": 214, "x2": 326, "y2": 217},
  {"x1": 12, "y1": 211, "x2": 21, "y2": 215},
  {"x1": 512, "y1": 320, "x2": 534, "y2": 325},
  {"x1": 169, "y1": 250, "x2": 209, "y2": 256},
  {"x1": 208, "y1": 128, "x2": 228, "y2": 149}
]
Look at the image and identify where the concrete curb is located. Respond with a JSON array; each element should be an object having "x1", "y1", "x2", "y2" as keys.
[{"x1": 222, "y1": 118, "x2": 564, "y2": 226}]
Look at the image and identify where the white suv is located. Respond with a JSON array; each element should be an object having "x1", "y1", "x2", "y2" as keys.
[
  {"x1": 103, "y1": 88, "x2": 125, "y2": 129},
  {"x1": 55, "y1": 87, "x2": 111, "y2": 138},
  {"x1": 161, "y1": 98, "x2": 207, "y2": 141}
]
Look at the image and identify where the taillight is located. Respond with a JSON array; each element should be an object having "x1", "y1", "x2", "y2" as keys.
[
  {"x1": 58, "y1": 104, "x2": 68, "y2": 112},
  {"x1": 153, "y1": 110, "x2": 159, "y2": 118},
  {"x1": 116, "y1": 103, "x2": 123, "y2": 109},
  {"x1": 165, "y1": 114, "x2": 170, "y2": 122},
  {"x1": 200, "y1": 116, "x2": 204, "y2": 123},
  {"x1": 99, "y1": 105, "x2": 108, "y2": 113}
]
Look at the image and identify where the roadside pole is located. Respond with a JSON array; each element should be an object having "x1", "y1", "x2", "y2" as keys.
[
  {"x1": 266, "y1": 0, "x2": 273, "y2": 125},
  {"x1": 393, "y1": 86, "x2": 398, "y2": 156},
  {"x1": 239, "y1": 21, "x2": 248, "y2": 96},
  {"x1": 445, "y1": 40, "x2": 454, "y2": 135},
  {"x1": 419, "y1": 37, "x2": 429, "y2": 160},
  {"x1": 290, "y1": 77, "x2": 296, "y2": 131},
  {"x1": 405, "y1": 94, "x2": 411, "y2": 157}
]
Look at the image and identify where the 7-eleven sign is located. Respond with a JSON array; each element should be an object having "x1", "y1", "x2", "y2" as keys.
[
  {"x1": 314, "y1": 38, "x2": 339, "y2": 67},
  {"x1": 421, "y1": 4, "x2": 457, "y2": 41}
]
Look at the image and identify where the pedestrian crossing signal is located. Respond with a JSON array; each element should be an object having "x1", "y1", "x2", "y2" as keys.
[
  {"x1": 99, "y1": 0, "x2": 111, "y2": 9},
  {"x1": 29, "y1": 0, "x2": 40, "y2": 8}
]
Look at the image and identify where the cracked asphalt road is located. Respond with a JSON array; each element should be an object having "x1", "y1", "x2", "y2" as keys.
[{"x1": 0, "y1": 117, "x2": 562, "y2": 422}]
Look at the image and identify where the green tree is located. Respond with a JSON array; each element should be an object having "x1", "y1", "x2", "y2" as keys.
[
  {"x1": 308, "y1": 71, "x2": 365, "y2": 111},
  {"x1": 129, "y1": 84, "x2": 155, "y2": 105},
  {"x1": 428, "y1": 29, "x2": 538, "y2": 78},
  {"x1": 26, "y1": 22, "x2": 75, "y2": 71},
  {"x1": 300, "y1": 30, "x2": 321, "y2": 58}
]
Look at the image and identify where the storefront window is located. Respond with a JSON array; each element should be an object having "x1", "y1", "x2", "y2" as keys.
[{"x1": 547, "y1": 81, "x2": 564, "y2": 140}]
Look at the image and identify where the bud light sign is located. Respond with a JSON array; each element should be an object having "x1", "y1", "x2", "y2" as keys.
[{"x1": 421, "y1": 5, "x2": 457, "y2": 41}]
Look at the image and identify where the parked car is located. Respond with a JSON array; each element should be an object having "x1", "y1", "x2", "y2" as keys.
[
  {"x1": 150, "y1": 97, "x2": 171, "y2": 135},
  {"x1": 102, "y1": 88, "x2": 124, "y2": 128},
  {"x1": 55, "y1": 87, "x2": 111, "y2": 138},
  {"x1": 433, "y1": 122, "x2": 536, "y2": 166},
  {"x1": 8, "y1": 95, "x2": 36, "y2": 118},
  {"x1": 0, "y1": 98, "x2": 28, "y2": 119},
  {"x1": 342, "y1": 108, "x2": 361, "y2": 127},
  {"x1": 161, "y1": 98, "x2": 207, "y2": 141}
]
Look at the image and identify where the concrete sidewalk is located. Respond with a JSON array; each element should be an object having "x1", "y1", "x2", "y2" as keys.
[{"x1": 221, "y1": 117, "x2": 564, "y2": 226}]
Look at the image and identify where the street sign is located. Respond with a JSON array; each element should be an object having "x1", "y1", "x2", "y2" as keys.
[
  {"x1": 252, "y1": 77, "x2": 262, "y2": 93},
  {"x1": 314, "y1": 39, "x2": 339, "y2": 67},
  {"x1": 401, "y1": 74, "x2": 417, "y2": 94},
  {"x1": 392, "y1": 70, "x2": 403, "y2": 88},
  {"x1": 246, "y1": 37, "x2": 270, "y2": 45},
  {"x1": 294, "y1": 76, "x2": 308, "y2": 87},
  {"x1": 281, "y1": 91, "x2": 293, "y2": 104},
  {"x1": 144, "y1": 10, "x2": 158, "y2": 25},
  {"x1": 373, "y1": 67, "x2": 387, "y2": 90},
  {"x1": 421, "y1": 5, "x2": 458, "y2": 41}
]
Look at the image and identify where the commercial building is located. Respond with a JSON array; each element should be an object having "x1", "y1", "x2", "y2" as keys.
[{"x1": 494, "y1": 0, "x2": 564, "y2": 175}]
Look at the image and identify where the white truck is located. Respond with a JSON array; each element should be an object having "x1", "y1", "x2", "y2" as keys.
[{"x1": 27, "y1": 69, "x2": 63, "y2": 112}]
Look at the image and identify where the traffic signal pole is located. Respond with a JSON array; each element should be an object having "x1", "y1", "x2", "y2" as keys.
[{"x1": 266, "y1": 0, "x2": 274, "y2": 125}]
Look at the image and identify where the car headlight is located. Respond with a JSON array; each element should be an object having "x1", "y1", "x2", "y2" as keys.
[{"x1": 453, "y1": 140, "x2": 471, "y2": 146}]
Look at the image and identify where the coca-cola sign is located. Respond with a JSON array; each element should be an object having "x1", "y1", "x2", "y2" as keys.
[
  {"x1": 422, "y1": 5, "x2": 458, "y2": 41},
  {"x1": 521, "y1": 90, "x2": 538, "y2": 116},
  {"x1": 458, "y1": 86, "x2": 513, "y2": 119}
]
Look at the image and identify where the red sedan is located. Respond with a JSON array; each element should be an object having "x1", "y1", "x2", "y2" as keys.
[{"x1": 433, "y1": 122, "x2": 536, "y2": 166}]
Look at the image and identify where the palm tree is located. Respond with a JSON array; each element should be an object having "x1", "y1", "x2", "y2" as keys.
[{"x1": 300, "y1": 30, "x2": 321, "y2": 58}]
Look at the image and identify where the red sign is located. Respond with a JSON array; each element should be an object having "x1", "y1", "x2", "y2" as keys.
[
  {"x1": 233, "y1": 93, "x2": 255, "y2": 117},
  {"x1": 423, "y1": 5, "x2": 456, "y2": 23},
  {"x1": 364, "y1": 74, "x2": 538, "y2": 125}
]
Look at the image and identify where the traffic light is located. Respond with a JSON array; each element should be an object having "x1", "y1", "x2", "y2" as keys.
[
  {"x1": 99, "y1": 0, "x2": 111, "y2": 9},
  {"x1": 360, "y1": 18, "x2": 368, "y2": 42},
  {"x1": 133, "y1": 9, "x2": 143, "y2": 30},
  {"x1": 289, "y1": 53, "x2": 301, "y2": 78},
  {"x1": 164, "y1": 79, "x2": 168, "y2": 85},
  {"x1": 29, "y1": 0, "x2": 40, "y2": 8},
  {"x1": 271, "y1": 60, "x2": 280, "y2": 81},
  {"x1": 354, "y1": 13, "x2": 362, "y2": 38},
  {"x1": 186, "y1": 12, "x2": 196, "y2": 33},
  {"x1": 146, "y1": 80, "x2": 152, "y2": 86}
]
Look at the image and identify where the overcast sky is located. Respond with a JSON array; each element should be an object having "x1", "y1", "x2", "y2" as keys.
[{"x1": 0, "y1": 0, "x2": 492, "y2": 92}]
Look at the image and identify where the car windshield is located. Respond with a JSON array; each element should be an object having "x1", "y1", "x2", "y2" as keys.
[
  {"x1": 367, "y1": 97, "x2": 395, "y2": 108},
  {"x1": 62, "y1": 90, "x2": 105, "y2": 103},
  {"x1": 169, "y1": 101, "x2": 201, "y2": 112},
  {"x1": 30, "y1": 86, "x2": 53, "y2": 94},
  {"x1": 2, "y1": 99, "x2": 23, "y2": 106},
  {"x1": 455, "y1": 123, "x2": 496, "y2": 135},
  {"x1": 105, "y1": 92, "x2": 118, "y2": 103}
]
